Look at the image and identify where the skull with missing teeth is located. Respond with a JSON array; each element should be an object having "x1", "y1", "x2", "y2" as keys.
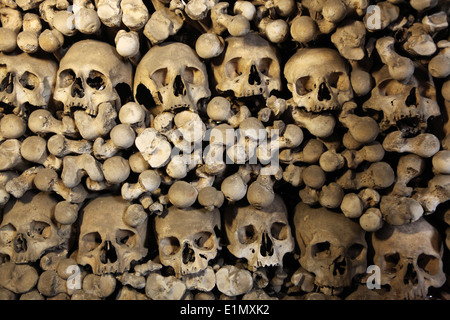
[
  {"x1": 363, "y1": 65, "x2": 440, "y2": 134},
  {"x1": 372, "y1": 218, "x2": 446, "y2": 300},
  {"x1": 155, "y1": 206, "x2": 221, "y2": 278},
  {"x1": 284, "y1": 48, "x2": 353, "y2": 113},
  {"x1": 293, "y1": 203, "x2": 367, "y2": 294},
  {"x1": 134, "y1": 42, "x2": 211, "y2": 115},
  {"x1": 0, "y1": 192, "x2": 72, "y2": 264},
  {"x1": 224, "y1": 195, "x2": 294, "y2": 271},
  {"x1": 211, "y1": 32, "x2": 282, "y2": 99},
  {"x1": 77, "y1": 195, "x2": 148, "y2": 275},
  {"x1": 53, "y1": 40, "x2": 133, "y2": 116},
  {"x1": 0, "y1": 52, "x2": 57, "y2": 116}
]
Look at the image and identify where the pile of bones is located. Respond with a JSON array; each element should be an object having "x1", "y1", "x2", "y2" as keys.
[{"x1": 0, "y1": 0, "x2": 449, "y2": 301}]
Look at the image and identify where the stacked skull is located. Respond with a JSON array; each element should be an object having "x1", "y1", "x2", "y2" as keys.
[{"x1": 0, "y1": 0, "x2": 449, "y2": 301}]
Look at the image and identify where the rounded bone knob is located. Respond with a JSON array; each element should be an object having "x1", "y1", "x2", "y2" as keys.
[{"x1": 168, "y1": 180, "x2": 198, "y2": 209}]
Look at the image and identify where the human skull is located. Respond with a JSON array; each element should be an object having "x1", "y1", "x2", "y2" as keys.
[
  {"x1": 77, "y1": 195, "x2": 148, "y2": 275},
  {"x1": 224, "y1": 195, "x2": 294, "y2": 271},
  {"x1": 284, "y1": 48, "x2": 353, "y2": 113},
  {"x1": 372, "y1": 218, "x2": 446, "y2": 300},
  {"x1": 0, "y1": 52, "x2": 57, "y2": 116},
  {"x1": 293, "y1": 202, "x2": 367, "y2": 293},
  {"x1": 54, "y1": 40, "x2": 133, "y2": 116},
  {"x1": 362, "y1": 65, "x2": 440, "y2": 134},
  {"x1": 211, "y1": 32, "x2": 282, "y2": 99},
  {"x1": 0, "y1": 192, "x2": 72, "y2": 264},
  {"x1": 134, "y1": 42, "x2": 211, "y2": 116},
  {"x1": 154, "y1": 206, "x2": 221, "y2": 278}
]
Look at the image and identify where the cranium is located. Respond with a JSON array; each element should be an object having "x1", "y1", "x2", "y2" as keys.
[
  {"x1": 293, "y1": 202, "x2": 367, "y2": 294},
  {"x1": 77, "y1": 195, "x2": 148, "y2": 275},
  {"x1": 211, "y1": 32, "x2": 282, "y2": 99},
  {"x1": 54, "y1": 40, "x2": 133, "y2": 116},
  {"x1": 362, "y1": 65, "x2": 440, "y2": 134},
  {"x1": 224, "y1": 195, "x2": 294, "y2": 271},
  {"x1": 372, "y1": 217, "x2": 446, "y2": 300},
  {"x1": 284, "y1": 48, "x2": 353, "y2": 113},
  {"x1": 154, "y1": 206, "x2": 221, "y2": 278},
  {"x1": 134, "y1": 42, "x2": 211, "y2": 116},
  {"x1": 0, "y1": 52, "x2": 57, "y2": 116},
  {"x1": 0, "y1": 192, "x2": 72, "y2": 264}
]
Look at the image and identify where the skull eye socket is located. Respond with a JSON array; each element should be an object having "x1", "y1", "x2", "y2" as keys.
[
  {"x1": 19, "y1": 71, "x2": 39, "y2": 90},
  {"x1": 383, "y1": 252, "x2": 400, "y2": 273},
  {"x1": 116, "y1": 229, "x2": 136, "y2": 247},
  {"x1": 59, "y1": 69, "x2": 76, "y2": 88},
  {"x1": 328, "y1": 72, "x2": 349, "y2": 90},
  {"x1": 418, "y1": 82, "x2": 436, "y2": 100},
  {"x1": 82, "y1": 232, "x2": 102, "y2": 252},
  {"x1": 259, "y1": 58, "x2": 275, "y2": 77},
  {"x1": 87, "y1": 70, "x2": 106, "y2": 90},
  {"x1": 347, "y1": 243, "x2": 365, "y2": 260},
  {"x1": 311, "y1": 241, "x2": 330, "y2": 258},
  {"x1": 270, "y1": 222, "x2": 289, "y2": 241},
  {"x1": 193, "y1": 232, "x2": 214, "y2": 250},
  {"x1": 378, "y1": 80, "x2": 406, "y2": 96},
  {"x1": 151, "y1": 68, "x2": 169, "y2": 88},
  {"x1": 0, "y1": 224, "x2": 16, "y2": 245},
  {"x1": 417, "y1": 253, "x2": 440, "y2": 276},
  {"x1": 160, "y1": 236, "x2": 180, "y2": 256},
  {"x1": 225, "y1": 57, "x2": 244, "y2": 78},
  {"x1": 295, "y1": 76, "x2": 314, "y2": 95},
  {"x1": 183, "y1": 67, "x2": 204, "y2": 85},
  {"x1": 29, "y1": 221, "x2": 51, "y2": 239},
  {"x1": 238, "y1": 225, "x2": 257, "y2": 244}
]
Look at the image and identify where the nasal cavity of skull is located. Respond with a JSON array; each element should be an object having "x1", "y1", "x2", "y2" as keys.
[
  {"x1": 404, "y1": 263, "x2": 418, "y2": 285},
  {"x1": 182, "y1": 243, "x2": 195, "y2": 264},
  {"x1": 14, "y1": 233, "x2": 27, "y2": 252},
  {"x1": 332, "y1": 255, "x2": 347, "y2": 276},
  {"x1": 99, "y1": 240, "x2": 118, "y2": 264},
  {"x1": 19, "y1": 72, "x2": 39, "y2": 90},
  {"x1": 260, "y1": 232, "x2": 274, "y2": 257},
  {"x1": 405, "y1": 87, "x2": 417, "y2": 107},
  {"x1": 29, "y1": 220, "x2": 51, "y2": 239},
  {"x1": 248, "y1": 64, "x2": 261, "y2": 85}
]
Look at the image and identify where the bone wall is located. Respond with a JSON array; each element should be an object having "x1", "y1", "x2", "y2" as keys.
[{"x1": 0, "y1": 0, "x2": 449, "y2": 301}]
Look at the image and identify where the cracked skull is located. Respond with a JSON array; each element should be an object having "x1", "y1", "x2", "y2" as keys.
[
  {"x1": 155, "y1": 206, "x2": 221, "y2": 278},
  {"x1": 362, "y1": 65, "x2": 440, "y2": 134},
  {"x1": 54, "y1": 40, "x2": 133, "y2": 116},
  {"x1": 0, "y1": 192, "x2": 71, "y2": 264},
  {"x1": 284, "y1": 48, "x2": 353, "y2": 113},
  {"x1": 134, "y1": 42, "x2": 211, "y2": 116},
  {"x1": 0, "y1": 52, "x2": 57, "y2": 116},
  {"x1": 224, "y1": 195, "x2": 294, "y2": 271},
  {"x1": 294, "y1": 202, "x2": 367, "y2": 292},
  {"x1": 372, "y1": 217, "x2": 446, "y2": 300},
  {"x1": 77, "y1": 195, "x2": 148, "y2": 275},
  {"x1": 211, "y1": 32, "x2": 282, "y2": 99}
]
